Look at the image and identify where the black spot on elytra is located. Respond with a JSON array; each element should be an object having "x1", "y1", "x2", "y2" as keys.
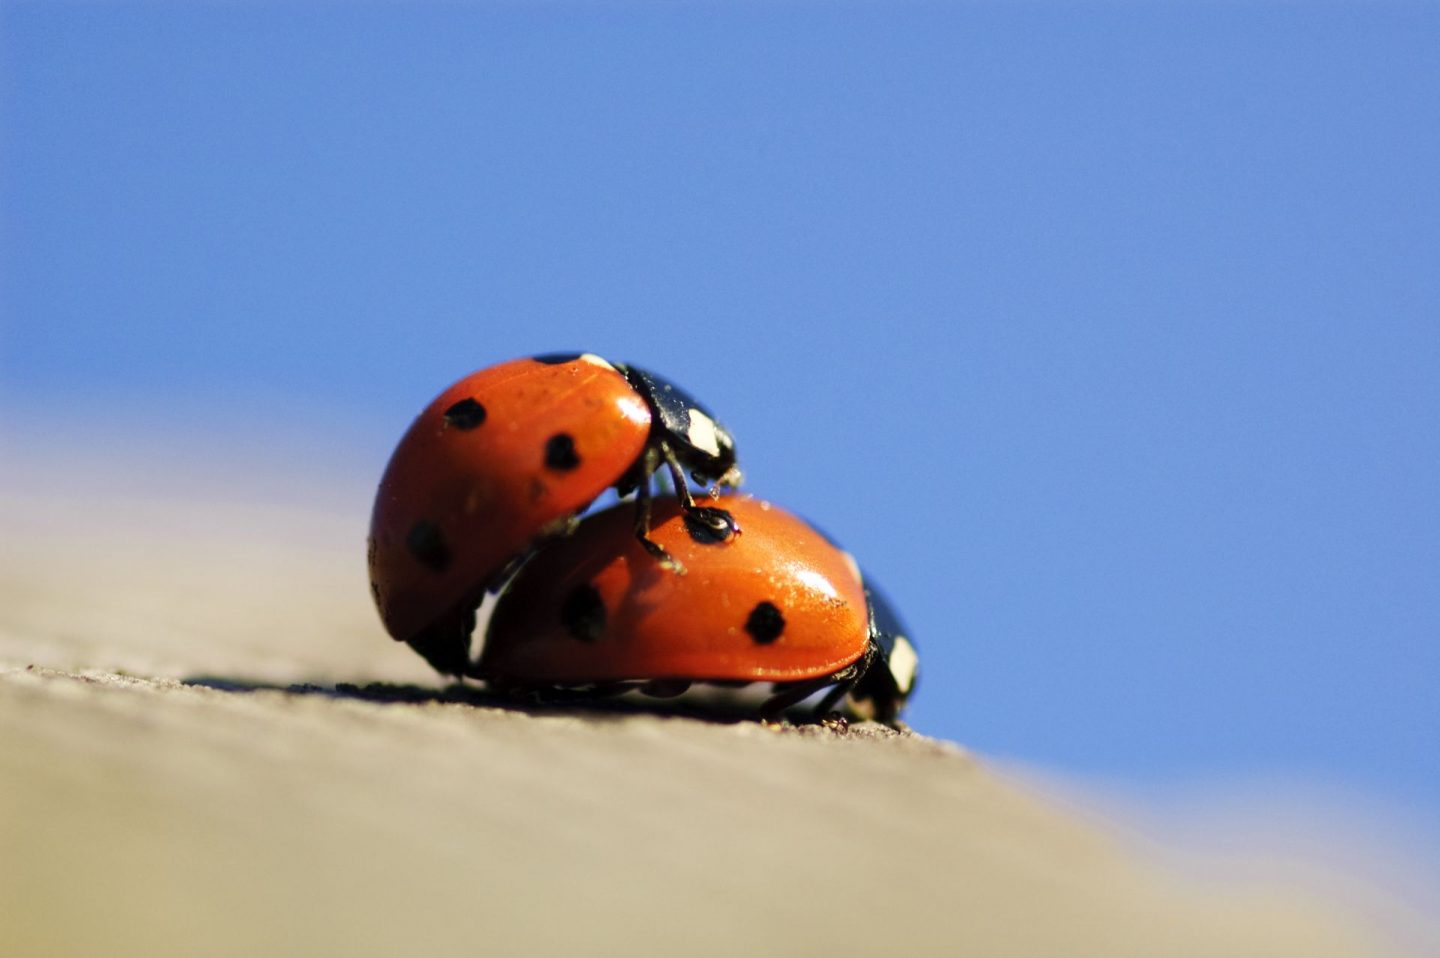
[
  {"x1": 683, "y1": 507, "x2": 737, "y2": 545},
  {"x1": 544, "y1": 433, "x2": 581, "y2": 471},
  {"x1": 561, "y1": 583, "x2": 606, "y2": 642},
  {"x1": 533, "y1": 352, "x2": 584, "y2": 365},
  {"x1": 443, "y1": 397, "x2": 487, "y2": 430},
  {"x1": 745, "y1": 601, "x2": 785, "y2": 644},
  {"x1": 406, "y1": 521, "x2": 451, "y2": 573}
]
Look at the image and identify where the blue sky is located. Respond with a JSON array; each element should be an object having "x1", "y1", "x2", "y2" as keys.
[{"x1": 3, "y1": 4, "x2": 1437, "y2": 821}]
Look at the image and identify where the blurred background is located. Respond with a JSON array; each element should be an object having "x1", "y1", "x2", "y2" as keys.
[{"x1": 2, "y1": 1, "x2": 1436, "y2": 855}]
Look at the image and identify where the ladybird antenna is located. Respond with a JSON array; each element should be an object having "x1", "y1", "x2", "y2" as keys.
[{"x1": 660, "y1": 443, "x2": 734, "y2": 541}]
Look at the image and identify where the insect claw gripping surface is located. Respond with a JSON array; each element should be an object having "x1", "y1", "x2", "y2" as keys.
[
  {"x1": 638, "y1": 535, "x2": 687, "y2": 575},
  {"x1": 681, "y1": 505, "x2": 737, "y2": 545}
]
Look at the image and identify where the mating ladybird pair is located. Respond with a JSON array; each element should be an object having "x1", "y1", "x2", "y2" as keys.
[{"x1": 367, "y1": 353, "x2": 917, "y2": 723}]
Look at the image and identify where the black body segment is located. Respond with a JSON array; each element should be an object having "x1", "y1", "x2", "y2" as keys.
[{"x1": 617, "y1": 363, "x2": 739, "y2": 488}]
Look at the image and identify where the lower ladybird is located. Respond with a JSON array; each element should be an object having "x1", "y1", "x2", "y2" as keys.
[{"x1": 476, "y1": 495, "x2": 917, "y2": 724}]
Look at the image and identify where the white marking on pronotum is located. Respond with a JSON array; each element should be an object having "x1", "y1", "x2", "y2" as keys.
[
  {"x1": 578, "y1": 354, "x2": 614, "y2": 370},
  {"x1": 886, "y1": 636, "x2": 919, "y2": 695},
  {"x1": 685, "y1": 409, "x2": 722, "y2": 457}
]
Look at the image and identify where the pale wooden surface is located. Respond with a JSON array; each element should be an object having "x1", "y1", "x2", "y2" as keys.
[{"x1": 0, "y1": 485, "x2": 1398, "y2": 957}]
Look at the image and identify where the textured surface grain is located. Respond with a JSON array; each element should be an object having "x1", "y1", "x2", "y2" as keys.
[{"x1": 0, "y1": 486, "x2": 1394, "y2": 957}]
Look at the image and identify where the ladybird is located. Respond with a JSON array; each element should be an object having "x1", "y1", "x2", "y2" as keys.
[
  {"x1": 368, "y1": 353, "x2": 740, "y2": 676},
  {"x1": 476, "y1": 495, "x2": 918, "y2": 724}
]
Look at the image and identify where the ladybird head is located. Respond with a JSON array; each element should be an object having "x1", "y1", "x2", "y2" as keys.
[{"x1": 619, "y1": 364, "x2": 742, "y2": 490}]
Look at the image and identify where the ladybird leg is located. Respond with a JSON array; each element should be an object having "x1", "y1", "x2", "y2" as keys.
[
  {"x1": 575, "y1": 681, "x2": 646, "y2": 701},
  {"x1": 810, "y1": 654, "x2": 871, "y2": 719},
  {"x1": 838, "y1": 641, "x2": 907, "y2": 728},
  {"x1": 659, "y1": 442, "x2": 699, "y2": 511},
  {"x1": 640, "y1": 679, "x2": 692, "y2": 698},
  {"x1": 763, "y1": 651, "x2": 874, "y2": 723},
  {"x1": 661, "y1": 443, "x2": 736, "y2": 540},
  {"x1": 810, "y1": 680, "x2": 854, "y2": 718},
  {"x1": 830, "y1": 643, "x2": 907, "y2": 727},
  {"x1": 759, "y1": 671, "x2": 851, "y2": 723},
  {"x1": 632, "y1": 470, "x2": 687, "y2": 574},
  {"x1": 521, "y1": 681, "x2": 649, "y2": 706}
]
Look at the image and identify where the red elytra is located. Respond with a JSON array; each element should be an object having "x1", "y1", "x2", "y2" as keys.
[
  {"x1": 368, "y1": 355, "x2": 652, "y2": 674},
  {"x1": 476, "y1": 495, "x2": 870, "y2": 687}
]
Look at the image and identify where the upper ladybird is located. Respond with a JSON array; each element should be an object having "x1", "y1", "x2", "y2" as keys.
[{"x1": 367, "y1": 353, "x2": 740, "y2": 676}]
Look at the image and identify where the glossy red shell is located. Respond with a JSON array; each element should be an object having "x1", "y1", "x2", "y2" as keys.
[
  {"x1": 477, "y1": 495, "x2": 870, "y2": 684},
  {"x1": 368, "y1": 356, "x2": 651, "y2": 646}
]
